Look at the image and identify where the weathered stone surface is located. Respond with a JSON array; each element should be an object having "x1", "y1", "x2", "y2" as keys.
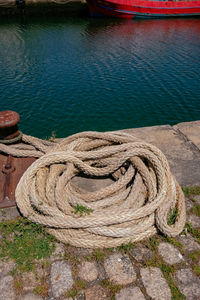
[
  {"x1": 21, "y1": 272, "x2": 37, "y2": 292},
  {"x1": 130, "y1": 245, "x2": 153, "y2": 263},
  {"x1": 140, "y1": 267, "x2": 171, "y2": 300},
  {"x1": 122, "y1": 124, "x2": 200, "y2": 186},
  {"x1": 0, "y1": 259, "x2": 15, "y2": 277},
  {"x1": 104, "y1": 253, "x2": 136, "y2": 285},
  {"x1": 66, "y1": 245, "x2": 93, "y2": 257},
  {"x1": 115, "y1": 286, "x2": 145, "y2": 300},
  {"x1": 0, "y1": 207, "x2": 20, "y2": 222},
  {"x1": 0, "y1": 275, "x2": 15, "y2": 300},
  {"x1": 175, "y1": 120, "x2": 200, "y2": 150},
  {"x1": 85, "y1": 285, "x2": 108, "y2": 300},
  {"x1": 78, "y1": 261, "x2": 98, "y2": 282},
  {"x1": 158, "y1": 242, "x2": 183, "y2": 265},
  {"x1": 64, "y1": 296, "x2": 84, "y2": 300},
  {"x1": 187, "y1": 214, "x2": 200, "y2": 228},
  {"x1": 193, "y1": 195, "x2": 200, "y2": 204},
  {"x1": 50, "y1": 261, "x2": 74, "y2": 298},
  {"x1": 185, "y1": 197, "x2": 195, "y2": 211},
  {"x1": 178, "y1": 233, "x2": 200, "y2": 252},
  {"x1": 50, "y1": 242, "x2": 65, "y2": 261},
  {"x1": 175, "y1": 268, "x2": 200, "y2": 300},
  {"x1": 20, "y1": 293, "x2": 43, "y2": 300}
]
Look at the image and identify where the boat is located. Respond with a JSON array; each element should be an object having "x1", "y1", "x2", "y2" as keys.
[{"x1": 86, "y1": 0, "x2": 200, "y2": 18}]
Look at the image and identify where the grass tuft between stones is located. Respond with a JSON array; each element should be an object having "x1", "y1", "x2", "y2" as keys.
[
  {"x1": 184, "y1": 222, "x2": 200, "y2": 242},
  {"x1": 85, "y1": 248, "x2": 114, "y2": 262},
  {"x1": 13, "y1": 277, "x2": 23, "y2": 295},
  {"x1": 182, "y1": 186, "x2": 200, "y2": 195},
  {"x1": 117, "y1": 242, "x2": 134, "y2": 253},
  {"x1": 192, "y1": 264, "x2": 200, "y2": 276},
  {"x1": 0, "y1": 217, "x2": 55, "y2": 272},
  {"x1": 145, "y1": 254, "x2": 185, "y2": 299},
  {"x1": 188, "y1": 250, "x2": 200, "y2": 262},
  {"x1": 191, "y1": 204, "x2": 200, "y2": 217},
  {"x1": 65, "y1": 279, "x2": 86, "y2": 299},
  {"x1": 34, "y1": 277, "x2": 49, "y2": 298},
  {"x1": 101, "y1": 278, "x2": 121, "y2": 297}
]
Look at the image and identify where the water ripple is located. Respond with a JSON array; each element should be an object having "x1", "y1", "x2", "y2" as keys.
[{"x1": 0, "y1": 17, "x2": 200, "y2": 138}]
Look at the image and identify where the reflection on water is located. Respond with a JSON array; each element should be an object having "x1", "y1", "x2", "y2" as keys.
[{"x1": 0, "y1": 17, "x2": 200, "y2": 138}]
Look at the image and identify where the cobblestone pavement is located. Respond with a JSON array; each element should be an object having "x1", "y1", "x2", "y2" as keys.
[{"x1": 0, "y1": 193, "x2": 199, "y2": 300}]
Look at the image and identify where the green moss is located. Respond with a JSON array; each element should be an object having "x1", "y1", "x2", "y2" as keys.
[
  {"x1": 74, "y1": 279, "x2": 86, "y2": 290},
  {"x1": 191, "y1": 204, "x2": 200, "y2": 217},
  {"x1": 145, "y1": 256, "x2": 175, "y2": 274},
  {"x1": 1, "y1": 209, "x2": 6, "y2": 217},
  {"x1": 66, "y1": 288, "x2": 78, "y2": 299},
  {"x1": 65, "y1": 280, "x2": 86, "y2": 299},
  {"x1": 34, "y1": 278, "x2": 49, "y2": 298},
  {"x1": 92, "y1": 249, "x2": 106, "y2": 261},
  {"x1": 13, "y1": 277, "x2": 23, "y2": 295},
  {"x1": 182, "y1": 186, "x2": 200, "y2": 196},
  {"x1": 167, "y1": 277, "x2": 186, "y2": 300},
  {"x1": 185, "y1": 223, "x2": 200, "y2": 242},
  {"x1": 101, "y1": 278, "x2": 121, "y2": 296},
  {"x1": 188, "y1": 250, "x2": 200, "y2": 262},
  {"x1": 0, "y1": 218, "x2": 55, "y2": 272},
  {"x1": 192, "y1": 264, "x2": 200, "y2": 276},
  {"x1": 149, "y1": 237, "x2": 159, "y2": 250},
  {"x1": 117, "y1": 242, "x2": 134, "y2": 254}
]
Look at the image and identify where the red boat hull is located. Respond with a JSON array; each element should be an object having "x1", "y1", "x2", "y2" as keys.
[{"x1": 86, "y1": 0, "x2": 200, "y2": 18}]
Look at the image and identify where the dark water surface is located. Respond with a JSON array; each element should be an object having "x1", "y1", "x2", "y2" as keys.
[{"x1": 0, "y1": 16, "x2": 200, "y2": 138}]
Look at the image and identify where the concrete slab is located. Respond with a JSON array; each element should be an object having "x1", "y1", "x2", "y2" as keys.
[
  {"x1": 174, "y1": 121, "x2": 200, "y2": 151},
  {"x1": 120, "y1": 124, "x2": 200, "y2": 186}
]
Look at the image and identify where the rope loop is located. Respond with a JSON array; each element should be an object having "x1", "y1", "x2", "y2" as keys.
[{"x1": 1, "y1": 131, "x2": 186, "y2": 248}]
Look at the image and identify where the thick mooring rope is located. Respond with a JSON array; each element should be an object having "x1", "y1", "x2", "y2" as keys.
[{"x1": 1, "y1": 131, "x2": 186, "y2": 248}]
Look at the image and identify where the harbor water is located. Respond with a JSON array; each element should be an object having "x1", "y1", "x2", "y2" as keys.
[{"x1": 0, "y1": 16, "x2": 200, "y2": 138}]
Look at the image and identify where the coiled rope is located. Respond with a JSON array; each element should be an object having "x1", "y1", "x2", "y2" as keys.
[{"x1": 1, "y1": 131, "x2": 186, "y2": 248}]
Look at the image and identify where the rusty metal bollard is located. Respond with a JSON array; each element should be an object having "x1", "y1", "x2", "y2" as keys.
[
  {"x1": 0, "y1": 110, "x2": 35, "y2": 209},
  {"x1": 0, "y1": 110, "x2": 22, "y2": 144}
]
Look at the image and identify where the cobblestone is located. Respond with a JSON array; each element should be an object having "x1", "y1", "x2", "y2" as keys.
[
  {"x1": 19, "y1": 293, "x2": 43, "y2": 300},
  {"x1": 115, "y1": 286, "x2": 145, "y2": 300},
  {"x1": 78, "y1": 261, "x2": 98, "y2": 282},
  {"x1": 104, "y1": 253, "x2": 136, "y2": 285},
  {"x1": 0, "y1": 275, "x2": 15, "y2": 300},
  {"x1": 185, "y1": 197, "x2": 195, "y2": 211},
  {"x1": 175, "y1": 268, "x2": 200, "y2": 300},
  {"x1": 85, "y1": 285, "x2": 108, "y2": 300},
  {"x1": 0, "y1": 259, "x2": 15, "y2": 277},
  {"x1": 178, "y1": 233, "x2": 200, "y2": 251},
  {"x1": 158, "y1": 242, "x2": 183, "y2": 265},
  {"x1": 193, "y1": 195, "x2": 200, "y2": 204},
  {"x1": 187, "y1": 214, "x2": 200, "y2": 228},
  {"x1": 140, "y1": 267, "x2": 171, "y2": 300},
  {"x1": 50, "y1": 261, "x2": 74, "y2": 298}
]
